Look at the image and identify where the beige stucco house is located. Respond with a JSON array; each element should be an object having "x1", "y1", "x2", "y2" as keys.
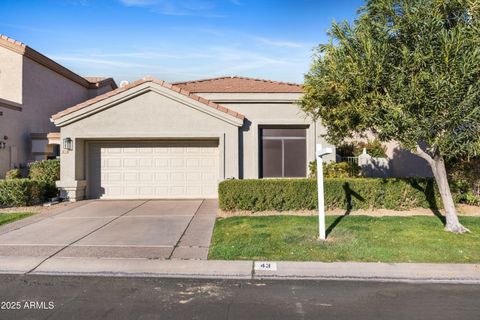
[
  {"x1": 51, "y1": 76, "x2": 336, "y2": 200},
  {"x1": 1, "y1": 34, "x2": 431, "y2": 201},
  {"x1": 0, "y1": 34, "x2": 116, "y2": 178}
]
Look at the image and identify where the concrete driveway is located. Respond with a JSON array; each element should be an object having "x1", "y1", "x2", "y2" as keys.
[{"x1": 0, "y1": 200, "x2": 217, "y2": 262}]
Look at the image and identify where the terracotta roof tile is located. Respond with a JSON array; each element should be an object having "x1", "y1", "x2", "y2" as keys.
[
  {"x1": 174, "y1": 76, "x2": 303, "y2": 93},
  {"x1": 46, "y1": 132, "x2": 60, "y2": 139},
  {"x1": 84, "y1": 76, "x2": 107, "y2": 82},
  {"x1": 0, "y1": 34, "x2": 26, "y2": 48},
  {"x1": 51, "y1": 77, "x2": 245, "y2": 121}
]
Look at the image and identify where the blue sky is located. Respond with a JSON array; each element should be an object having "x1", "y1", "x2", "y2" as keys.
[{"x1": 1, "y1": 0, "x2": 363, "y2": 83}]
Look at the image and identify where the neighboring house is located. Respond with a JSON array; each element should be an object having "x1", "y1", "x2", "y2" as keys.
[
  {"x1": 0, "y1": 34, "x2": 116, "y2": 178},
  {"x1": 51, "y1": 76, "x2": 336, "y2": 200}
]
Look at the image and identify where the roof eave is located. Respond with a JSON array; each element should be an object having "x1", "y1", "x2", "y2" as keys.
[{"x1": 52, "y1": 80, "x2": 244, "y2": 128}]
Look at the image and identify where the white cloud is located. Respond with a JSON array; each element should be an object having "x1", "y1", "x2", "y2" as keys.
[
  {"x1": 253, "y1": 36, "x2": 305, "y2": 48},
  {"x1": 50, "y1": 56, "x2": 151, "y2": 68},
  {"x1": 44, "y1": 25, "x2": 310, "y2": 83}
]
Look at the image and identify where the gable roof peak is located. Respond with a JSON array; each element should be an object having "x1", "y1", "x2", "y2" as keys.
[{"x1": 51, "y1": 77, "x2": 245, "y2": 122}]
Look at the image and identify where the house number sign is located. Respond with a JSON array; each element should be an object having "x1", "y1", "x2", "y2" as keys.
[{"x1": 254, "y1": 261, "x2": 277, "y2": 271}]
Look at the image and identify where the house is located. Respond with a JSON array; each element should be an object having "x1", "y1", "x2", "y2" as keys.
[
  {"x1": 51, "y1": 76, "x2": 336, "y2": 200},
  {"x1": 1, "y1": 34, "x2": 431, "y2": 201},
  {"x1": 0, "y1": 34, "x2": 116, "y2": 178}
]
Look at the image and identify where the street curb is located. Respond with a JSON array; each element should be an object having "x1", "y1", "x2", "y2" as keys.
[
  {"x1": 27, "y1": 258, "x2": 253, "y2": 280},
  {"x1": 0, "y1": 257, "x2": 474, "y2": 284},
  {"x1": 252, "y1": 275, "x2": 480, "y2": 284},
  {"x1": 24, "y1": 272, "x2": 480, "y2": 284}
]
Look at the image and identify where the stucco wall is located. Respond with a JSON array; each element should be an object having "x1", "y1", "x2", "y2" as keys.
[
  {"x1": 0, "y1": 49, "x2": 113, "y2": 177},
  {"x1": 0, "y1": 46, "x2": 22, "y2": 104},
  {"x1": 0, "y1": 107, "x2": 23, "y2": 176},
  {"x1": 87, "y1": 84, "x2": 114, "y2": 99},
  {"x1": 58, "y1": 89, "x2": 240, "y2": 199},
  {"x1": 22, "y1": 57, "x2": 93, "y2": 134},
  {"x1": 198, "y1": 92, "x2": 335, "y2": 179},
  {"x1": 385, "y1": 141, "x2": 433, "y2": 177}
]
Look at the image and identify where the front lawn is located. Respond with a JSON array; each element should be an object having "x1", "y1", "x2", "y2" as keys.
[
  {"x1": 208, "y1": 215, "x2": 480, "y2": 263},
  {"x1": 0, "y1": 212, "x2": 33, "y2": 226}
]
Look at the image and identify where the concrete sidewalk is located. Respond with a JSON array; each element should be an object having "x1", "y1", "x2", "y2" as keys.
[{"x1": 1, "y1": 256, "x2": 479, "y2": 284}]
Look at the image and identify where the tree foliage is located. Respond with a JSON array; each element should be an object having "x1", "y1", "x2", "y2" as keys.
[
  {"x1": 301, "y1": 0, "x2": 480, "y2": 159},
  {"x1": 300, "y1": 0, "x2": 480, "y2": 233}
]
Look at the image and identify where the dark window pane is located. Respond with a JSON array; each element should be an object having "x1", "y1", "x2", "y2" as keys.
[
  {"x1": 262, "y1": 128, "x2": 306, "y2": 138},
  {"x1": 284, "y1": 139, "x2": 306, "y2": 177},
  {"x1": 262, "y1": 139, "x2": 282, "y2": 177}
]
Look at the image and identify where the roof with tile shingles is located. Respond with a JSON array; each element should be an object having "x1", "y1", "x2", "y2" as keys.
[
  {"x1": 51, "y1": 77, "x2": 245, "y2": 121},
  {"x1": 174, "y1": 76, "x2": 302, "y2": 93}
]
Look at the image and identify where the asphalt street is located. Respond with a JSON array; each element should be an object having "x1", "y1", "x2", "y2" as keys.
[{"x1": 0, "y1": 274, "x2": 479, "y2": 320}]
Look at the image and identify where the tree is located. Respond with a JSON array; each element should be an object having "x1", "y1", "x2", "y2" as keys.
[{"x1": 300, "y1": 0, "x2": 480, "y2": 233}]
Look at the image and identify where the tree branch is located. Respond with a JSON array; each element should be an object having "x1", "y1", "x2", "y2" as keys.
[{"x1": 414, "y1": 144, "x2": 435, "y2": 166}]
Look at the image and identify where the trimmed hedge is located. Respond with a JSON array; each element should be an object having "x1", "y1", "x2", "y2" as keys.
[
  {"x1": 5, "y1": 168, "x2": 22, "y2": 180},
  {"x1": 28, "y1": 159, "x2": 60, "y2": 184},
  {"x1": 28, "y1": 159, "x2": 60, "y2": 199},
  {"x1": 0, "y1": 179, "x2": 44, "y2": 207},
  {"x1": 218, "y1": 178, "x2": 440, "y2": 212}
]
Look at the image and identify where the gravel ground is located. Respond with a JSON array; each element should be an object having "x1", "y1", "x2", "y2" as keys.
[
  {"x1": 218, "y1": 204, "x2": 480, "y2": 217},
  {"x1": 1, "y1": 201, "x2": 478, "y2": 218},
  {"x1": 0, "y1": 202, "x2": 71, "y2": 214}
]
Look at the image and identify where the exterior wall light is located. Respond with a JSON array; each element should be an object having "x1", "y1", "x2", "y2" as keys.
[
  {"x1": 63, "y1": 137, "x2": 73, "y2": 150},
  {"x1": 0, "y1": 141, "x2": 5, "y2": 149}
]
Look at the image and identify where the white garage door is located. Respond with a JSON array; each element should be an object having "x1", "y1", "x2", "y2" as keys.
[{"x1": 88, "y1": 141, "x2": 220, "y2": 199}]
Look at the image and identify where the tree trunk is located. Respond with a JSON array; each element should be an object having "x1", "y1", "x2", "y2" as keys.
[
  {"x1": 431, "y1": 156, "x2": 470, "y2": 233},
  {"x1": 415, "y1": 145, "x2": 470, "y2": 233}
]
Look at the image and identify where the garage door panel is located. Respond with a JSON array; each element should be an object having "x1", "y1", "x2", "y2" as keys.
[
  {"x1": 171, "y1": 158, "x2": 185, "y2": 167},
  {"x1": 186, "y1": 172, "x2": 201, "y2": 182},
  {"x1": 155, "y1": 159, "x2": 168, "y2": 167},
  {"x1": 107, "y1": 186, "x2": 123, "y2": 196},
  {"x1": 155, "y1": 186, "x2": 169, "y2": 195},
  {"x1": 138, "y1": 158, "x2": 152, "y2": 167},
  {"x1": 89, "y1": 141, "x2": 219, "y2": 199},
  {"x1": 155, "y1": 172, "x2": 168, "y2": 182},
  {"x1": 170, "y1": 186, "x2": 186, "y2": 196}
]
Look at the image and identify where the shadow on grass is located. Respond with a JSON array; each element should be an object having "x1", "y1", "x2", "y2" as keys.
[
  {"x1": 326, "y1": 179, "x2": 446, "y2": 237},
  {"x1": 408, "y1": 179, "x2": 446, "y2": 225},
  {"x1": 326, "y1": 182, "x2": 365, "y2": 237}
]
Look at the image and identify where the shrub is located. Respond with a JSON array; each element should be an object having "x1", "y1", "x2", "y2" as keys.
[
  {"x1": 337, "y1": 139, "x2": 387, "y2": 158},
  {"x1": 448, "y1": 158, "x2": 480, "y2": 205},
  {"x1": 324, "y1": 162, "x2": 360, "y2": 178},
  {"x1": 0, "y1": 179, "x2": 44, "y2": 207},
  {"x1": 357, "y1": 139, "x2": 387, "y2": 158},
  {"x1": 28, "y1": 159, "x2": 60, "y2": 199},
  {"x1": 5, "y1": 168, "x2": 22, "y2": 180},
  {"x1": 309, "y1": 161, "x2": 360, "y2": 178},
  {"x1": 218, "y1": 178, "x2": 440, "y2": 212},
  {"x1": 28, "y1": 159, "x2": 60, "y2": 184},
  {"x1": 336, "y1": 143, "x2": 356, "y2": 158}
]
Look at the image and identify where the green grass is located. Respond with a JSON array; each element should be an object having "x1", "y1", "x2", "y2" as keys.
[
  {"x1": 0, "y1": 212, "x2": 33, "y2": 226},
  {"x1": 208, "y1": 215, "x2": 480, "y2": 263}
]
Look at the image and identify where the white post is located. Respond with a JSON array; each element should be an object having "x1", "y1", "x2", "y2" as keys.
[{"x1": 316, "y1": 144, "x2": 332, "y2": 241}]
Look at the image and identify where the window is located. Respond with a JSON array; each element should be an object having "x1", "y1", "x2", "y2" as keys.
[
  {"x1": 47, "y1": 145, "x2": 60, "y2": 160},
  {"x1": 260, "y1": 127, "x2": 307, "y2": 178}
]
